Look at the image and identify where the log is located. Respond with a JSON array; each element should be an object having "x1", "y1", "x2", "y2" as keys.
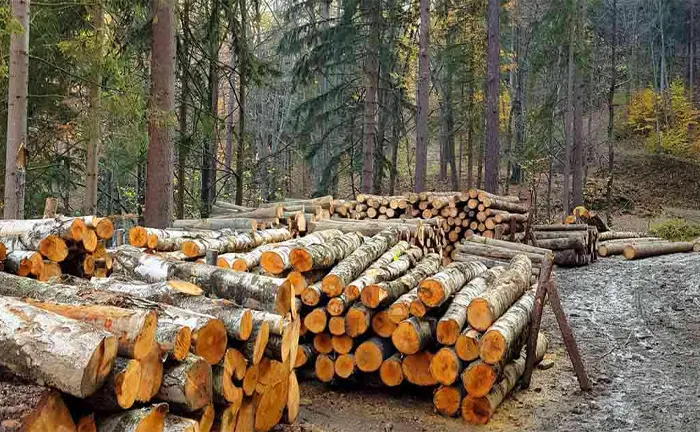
[
  {"x1": 242, "y1": 364, "x2": 260, "y2": 396},
  {"x1": 254, "y1": 372, "x2": 290, "y2": 431},
  {"x1": 532, "y1": 224, "x2": 588, "y2": 231},
  {"x1": 623, "y1": 241, "x2": 700, "y2": 260},
  {"x1": 345, "y1": 304, "x2": 375, "y2": 337},
  {"x1": 328, "y1": 315, "x2": 346, "y2": 335},
  {"x1": 0, "y1": 217, "x2": 86, "y2": 255},
  {"x1": 97, "y1": 403, "x2": 169, "y2": 432},
  {"x1": 212, "y1": 350, "x2": 243, "y2": 405},
  {"x1": 286, "y1": 269, "x2": 326, "y2": 295},
  {"x1": 387, "y1": 288, "x2": 419, "y2": 324},
  {"x1": 429, "y1": 347, "x2": 464, "y2": 386},
  {"x1": 312, "y1": 333, "x2": 333, "y2": 354},
  {"x1": 598, "y1": 239, "x2": 667, "y2": 257},
  {"x1": 401, "y1": 351, "x2": 437, "y2": 386},
  {"x1": 238, "y1": 321, "x2": 270, "y2": 365},
  {"x1": 463, "y1": 234, "x2": 551, "y2": 255},
  {"x1": 231, "y1": 241, "x2": 292, "y2": 271},
  {"x1": 163, "y1": 415, "x2": 199, "y2": 432},
  {"x1": 598, "y1": 231, "x2": 647, "y2": 241},
  {"x1": 532, "y1": 230, "x2": 587, "y2": 240},
  {"x1": 456, "y1": 242, "x2": 544, "y2": 264},
  {"x1": 467, "y1": 255, "x2": 532, "y2": 331},
  {"x1": 480, "y1": 288, "x2": 536, "y2": 364},
  {"x1": 322, "y1": 227, "x2": 403, "y2": 297},
  {"x1": 379, "y1": 353, "x2": 404, "y2": 387},
  {"x1": 294, "y1": 344, "x2": 316, "y2": 369},
  {"x1": 114, "y1": 248, "x2": 294, "y2": 316},
  {"x1": 370, "y1": 310, "x2": 397, "y2": 337},
  {"x1": 156, "y1": 354, "x2": 212, "y2": 412},
  {"x1": 453, "y1": 253, "x2": 541, "y2": 276},
  {"x1": 260, "y1": 230, "x2": 344, "y2": 274},
  {"x1": 304, "y1": 307, "x2": 327, "y2": 334},
  {"x1": 391, "y1": 316, "x2": 436, "y2": 355},
  {"x1": 0, "y1": 372, "x2": 78, "y2": 431},
  {"x1": 233, "y1": 398, "x2": 254, "y2": 432},
  {"x1": 480, "y1": 197, "x2": 528, "y2": 213},
  {"x1": 461, "y1": 333, "x2": 547, "y2": 424},
  {"x1": 301, "y1": 281, "x2": 324, "y2": 307},
  {"x1": 535, "y1": 237, "x2": 586, "y2": 251},
  {"x1": 289, "y1": 232, "x2": 365, "y2": 272},
  {"x1": 22, "y1": 300, "x2": 157, "y2": 360},
  {"x1": 330, "y1": 335, "x2": 354, "y2": 354},
  {"x1": 433, "y1": 385, "x2": 465, "y2": 417},
  {"x1": 334, "y1": 354, "x2": 356, "y2": 378},
  {"x1": 314, "y1": 354, "x2": 335, "y2": 383},
  {"x1": 181, "y1": 229, "x2": 293, "y2": 258},
  {"x1": 0, "y1": 296, "x2": 117, "y2": 398},
  {"x1": 455, "y1": 327, "x2": 482, "y2": 362},
  {"x1": 436, "y1": 266, "x2": 506, "y2": 345},
  {"x1": 364, "y1": 253, "x2": 441, "y2": 309},
  {"x1": 4, "y1": 250, "x2": 43, "y2": 276},
  {"x1": 344, "y1": 241, "x2": 413, "y2": 301},
  {"x1": 136, "y1": 342, "x2": 164, "y2": 402},
  {"x1": 86, "y1": 357, "x2": 141, "y2": 410},
  {"x1": 284, "y1": 371, "x2": 300, "y2": 424},
  {"x1": 418, "y1": 261, "x2": 488, "y2": 307},
  {"x1": 326, "y1": 294, "x2": 352, "y2": 316},
  {"x1": 355, "y1": 337, "x2": 395, "y2": 373},
  {"x1": 128, "y1": 227, "x2": 224, "y2": 249}
]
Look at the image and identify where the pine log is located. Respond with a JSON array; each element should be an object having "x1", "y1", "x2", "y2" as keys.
[
  {"x1": 598, "y1": 231, "x2": 647, "y2": 241},
  {"x1": 436, "y1": 267, "x2": 505, "y2": 346},
  {"x1": 623, "y1": 241, "x2": 700, "y2": 260},
  {"x1": 377, "y1": 353, "x2": 404, "y2": 387},
  {"x1": 86, "y1": 357, "x2": 141, "y2": 410},
  {"x1": 314, "y1": 354, "x2": 335, "y2": 383},
  {"x1": 22, "y1": 300, "x2": 156, "y2": 360},
  {"x1": 364, "y1": 253, "x2": 441, "y2": 309},
  {"x1": 467, "y1": 255, "x2": 533, "y2": 331},
  {"x1": 156, "y1": 354, "x2": 212, "y2": 412},
  {"x1": 418, "y1": 261, "x2": 488, "y2": 307},
  {"x1": 0, "y1": 296, "x2": 117, "y2": 398},
  {"x1": 480, "y1": 288, "x2": 536, "y2": 364},
  {"x1": 402, "y1": 351, "x2": 437, "y2": 386},
  {"x1": 289, "y1": 232, "x2": 365, "y2": 272},
  {"x1": 97, "y1": 403, "x2": 169, "y2": 432},
  {"x1": 114, "y1": 248, "x2": 293, "y2": 316},
  {"x1": 0, "y1": 372, "x2": 78, "y2": 431},
  {"x1": 392, "y1": 316, "x2": 437, "y2": 355},
  {"x1": 260, "y1": 230, "x2": 344, "y2": 274},
  {"x1": 429, "y1": 347, "x2": 464, "y2": 386},
  {"x1": 455, "y1": 327, "x2": 482, "y2": 362},
  {"x1": 491, "y1": 211, "x2": 528, "y2": 224},
  {"x1": 355, "y1": 337, "x2": 395, "y2": 373},
  {"x1": 461, "y1": 333, "x2": 547, "y2": 424},
  {"x1": 433, "y1": 385, "x2": 465, "y2": 417},
  {"x1": 322, "y1": 228, "x2": 403, "y2": 297},
  {"x1": 344, "y1": 241, "x2": 413, "y2": 301}
]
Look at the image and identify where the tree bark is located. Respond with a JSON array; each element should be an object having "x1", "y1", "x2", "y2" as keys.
[
  {"x1": 414, "y1": 0, "x2": 430, "y2": 192},
  {"x1": 200, "y1": 0, "x2": 220, "y2": 218},
  {"x1": 156, "y1": 354, "x2": 212, "y2": 412},
  {"x1": 4, "y1": 0, "x2": 29, "y2": 219},
  {"x1": 0, "y1": 296, "x2": 118, "y2": 398},
  {"x1": 97, "y1": 403, "x2": 169, "y2": 432},
  {"x1": 235, "y1": 0, "x2": 247, "y2": 205},
  {"x1": 484, "y1": 0, "x2": 500, "y2": 193},
  {"x1": 369, "y1": 253, "x2": 441, "y2": 310},
  {"x1": 290, "y1": 232, "x2": 365, "y2": 272},
  {"x1": 437, "y1": 266, "x2": 505, "y2": 345},
  {"x1": 145, "y1": 0, "x2": 176, "y2": 228},
  {"x1": 480, "y1": 288, "x2": 535, "y2": 364}
]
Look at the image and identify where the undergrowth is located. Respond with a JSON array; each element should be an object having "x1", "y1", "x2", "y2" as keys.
[{"x1": 649, "y1": 219, "x2": 700, "y2": 242}]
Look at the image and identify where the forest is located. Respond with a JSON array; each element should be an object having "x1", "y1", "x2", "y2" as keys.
[{"x1": 1, "y1": 0, "x2": 698, "y2": 228}]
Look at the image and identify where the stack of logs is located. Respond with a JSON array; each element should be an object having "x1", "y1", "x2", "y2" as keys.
[
  {"x1": 333, "y1": 190, "x2": 529, "y2": 264},
  {"x1": 597, "y1": 231, "x2": 700, "y2": 260},
  {"x1": 284, "y1": 226, "x2": 550, "y2": 425},
  {"x1": 526, "y1": 224, "x2": 598, "y2": 267},
  {"x1": 0, "y1": 216, "x2": 114, "y2": 281},
  {"x1": 0, "y1": 229, "x2": 305, "y2": 431}
]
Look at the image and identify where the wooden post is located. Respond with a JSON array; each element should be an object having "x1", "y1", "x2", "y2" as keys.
[
  {"x1": 205, "y1": 249, "x2": 218, "y2": 266},
  {"x1": 522, "y1": 253, "x2": 591, "y2": 391}
]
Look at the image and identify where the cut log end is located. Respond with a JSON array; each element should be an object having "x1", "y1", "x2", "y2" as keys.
[
  {"x1": 289, "y1": 248, "x2": 312, "y2": 272},
  {"x1": 171, "y1": 326, "x2": 193, "y2": 361},
  {"x1": 325, "y1": 297, "x2": 345, "y2": 316},
  {"x1": 136, "y1": 343, "x2": 164, "y2": 402},
  {"x1": 313, "y1": 333, "x2": 333, "y2": 354},
  {"x1": 180, "y1": 241, "x2": 201, "y2": 258},
  {"x1": 355, "y1": 340, "x2": 383, "y2": 373},
  {"x1": 115, "y1": 359, "x2": 142, "y2": 409},
  {"x1": 321, "y1": 274, "x2": 343, "y2": 297},
  {"x1": 460, "y1": 396, "x2": 492, "y2": 425},
  {"x1": 429, "y1": 348, "x2": 462, "y2": 386},
  {"x1": 260, "y1": 251, "x2": 286, "y2": 274},
  {"x1": 371, "y1": 310, "x2": 397, "y2": 338},
  {"x1": 345, "y1": 307, "x2": 371, "y2": 338},
  {"x1": 315, "y1": 354, "x2": 335, "y2": 382},
  {"x1": 360, "y1": 284, "x2": 382, "y2": 308},
  {"x1": 433, "y1": 385, "x2": 463, "y2": 417},
  {"x1": 462, "y1": 361, "x2": 498, "y2": 398},
  {"x1": 335, "y1": 354, "x2": 356, "y2": 378},
  {"x1": 17, "y1": 390, "x2": 77, "y2": 432},
  {"x1": 436, "y1": 320, "x2": 460, "y2": 346},
  {"x1": 328, "y1": 316, "x2": 345, "y2": 336},
  {"x1": 379, "y1": 355, "x2": 403, "y2": 387},
  {"x1": 330, "y1": 335, "x2": 353, "y2": 355},
  {"x1": 128, "y1": 226, "x2": 148, "y2": 248},
  {"x1": 192, "y1": 319, "x2": 228, "y2": 365},
  {"x1": 198, "y1": 404, "x2": 215, "y2": 432},
  {"x1": 402, "y1": 351, "x2": 437, "y2": 386},
  {"x1": 82, "y1": 229, "x2": 98, "y2": 252},
  {"x1": 303, "y1": 308, "x2": 327, "y2": 334},
  {"x1": 417, "y1": 279, "x2": 444, "y2": 308},
  {"x1": 146, "y1": 234, "x2": 158, "y2": 250},
  {"x1": 479, "y1": 331, "x2": 506, "y2": 364},
  {"x1": 38, "y1": 235, "x2": 68, "y2": 262},
  {"x1": 391, "y1": 320, "x2": 421, "y2": 355},
  {"x1": 466, "y1": 298, "x2": 494, "y2": 332},
  {"x1": 455, "y1": 329, "x2": 481, "y2": 361},
  {"x1": 251, "y1": 322, "x2": 271, "y2": 365},
  {"x1": 275, "y1": 281, "x2": 295, "y2": 318}
]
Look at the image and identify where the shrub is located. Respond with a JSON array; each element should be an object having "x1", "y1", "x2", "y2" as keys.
[{"x1": 649, "y1": 219, "x2": 700, "y2": 242}]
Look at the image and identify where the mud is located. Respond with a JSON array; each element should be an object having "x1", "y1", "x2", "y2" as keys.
[{"x1": 281, "y1": 253, "x2": 700, "y2": 431}]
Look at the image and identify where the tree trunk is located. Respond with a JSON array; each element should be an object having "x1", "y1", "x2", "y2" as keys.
[
  {"x1": 414, "y1": 0, "x2": 430, "y2": 192},
  {"x1": 623, "y1": 242, "x2": 699, "y2": 260},
  {"x1": 572, "y1": 0, "x2": 585, "y2": 208},
  {"x1": 85, "y1": 3, "x2": 103, "y2": 215},
  {"x1": 4, "y1": 0, "x2": 29, "y2": 219},
  {"x1": 605, "y1": 0, "x2": 617, "y2": 225},
  {"x1": 466, "y1": 255, "x2": 532, "y2": 331},
  {"x1": 145, "y1": 0, "x2": 176, "y2": 228},
  {"x1": 461, "y1": 333, "x2": 547, "y2": 424},
  {"x1": 418, "y1": 261, "x2": 487, "y2": 308},
  {"x1": 0, "y1": 296, "x2": 117, "y2": 398},
  {"x1": 480, "y1": 288, "x2": 535, "y2": 364},
  {"x1": 562, "y1": 2, "x2": 576, "y2": 218},
  {"x1": 361, "y1": 0, "x2": 380, "y2": 193},
  {"x1": 437, "y1": 266, "x2": 505, "y2": 345},
  {"x1": 0, "y1": 372, "x2": 78, "y2": 431},
  {"x1": 97, "y1": 403, "x2": 169, "y2": 432},
  {"x1": 156, "y1": 354, "x2": 212, "y2": 412},
  {"x1": 290, "y1": 232, "x2": 365, "y2": 272},
  {"x1": 484, "y1": 0, "x2": 500, "y2": 194},
  {"x1": 235, "y1": 0, "x2": 247, "y2": 205}
]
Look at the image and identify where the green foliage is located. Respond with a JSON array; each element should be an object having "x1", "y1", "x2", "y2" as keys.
[{"x1": 649, "y1": 219, "x2": 700, "y2": 242}]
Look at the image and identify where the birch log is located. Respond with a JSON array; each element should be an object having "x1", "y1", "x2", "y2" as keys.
[
  {"x1": 0, "y1": 296, "x2": 117, "y2": 397},
  {"x1": 344, "y1": 241, "x2": 412, "y2": 301},
  {"x1": 355, "y1": 337, "x2": 395, "y2": 373},
  {"x1": 156, "y1": 355, "x2": 212, "y2": 411},
  {"x1": 260, "y1": 229, "x2": 344, "y2": 274},
  {"x1": 97, "y1": 403, "x2": 169, "y2": 432},
  {"x1": 391, "y1": 316, "x2": 437, "y2": 355},
  {"x1": 289, "y1": 232, "x2": 365, "y2": 272},
  {"x1": 364, "y1": 253, "x2": 441, "y2": 309},
  {"x1": 418, "y1": 261, "x2": 488, "y2": 307},
  {"x1": 85, "y1": 357, "x2": 141, "y2": 410},
  {"x1": 480, "y1": 288, "x2": 536, "y2": 364}
]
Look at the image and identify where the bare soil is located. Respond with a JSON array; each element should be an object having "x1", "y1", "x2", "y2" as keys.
[{"x1": 281, "y1": 252, "x2": 700, "y2": 432}]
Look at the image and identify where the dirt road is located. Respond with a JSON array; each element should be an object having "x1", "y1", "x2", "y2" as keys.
[{"x1": 282, "y1": 253, "x2": 700, "y2": 432}]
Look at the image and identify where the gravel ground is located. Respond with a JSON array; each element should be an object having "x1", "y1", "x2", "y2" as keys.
[{"x1": 281, "y1": 253, "x2": 700, "y2": 432}]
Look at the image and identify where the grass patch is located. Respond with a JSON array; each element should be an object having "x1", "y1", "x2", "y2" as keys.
[{"x1": 649, "y1": 219, "x2": 700, "y2": 242}]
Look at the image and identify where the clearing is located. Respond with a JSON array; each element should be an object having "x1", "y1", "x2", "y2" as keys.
[{"x1": 282, "y1": 252, "x2": 700, "y2": 432}]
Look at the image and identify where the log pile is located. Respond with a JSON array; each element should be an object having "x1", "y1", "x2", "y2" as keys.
[
  {"x1": 529, "y1": 224, "x2": 598, "y2": 267},
  {"x1": 331, "y1": 189, "x2": 530, "y2": 264},
  {"x1": 0, "y1": 216, "x2": 114, "y2": 281},
  {"x1": 288, "y1": 230, "x2": 551, "y2": 425},
  {"x1": 594, "y1": 231, "x2": 700, "y2": 260},
  {"x1": 0, "y1": 243, "x2": 302, "y2": 431}
]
